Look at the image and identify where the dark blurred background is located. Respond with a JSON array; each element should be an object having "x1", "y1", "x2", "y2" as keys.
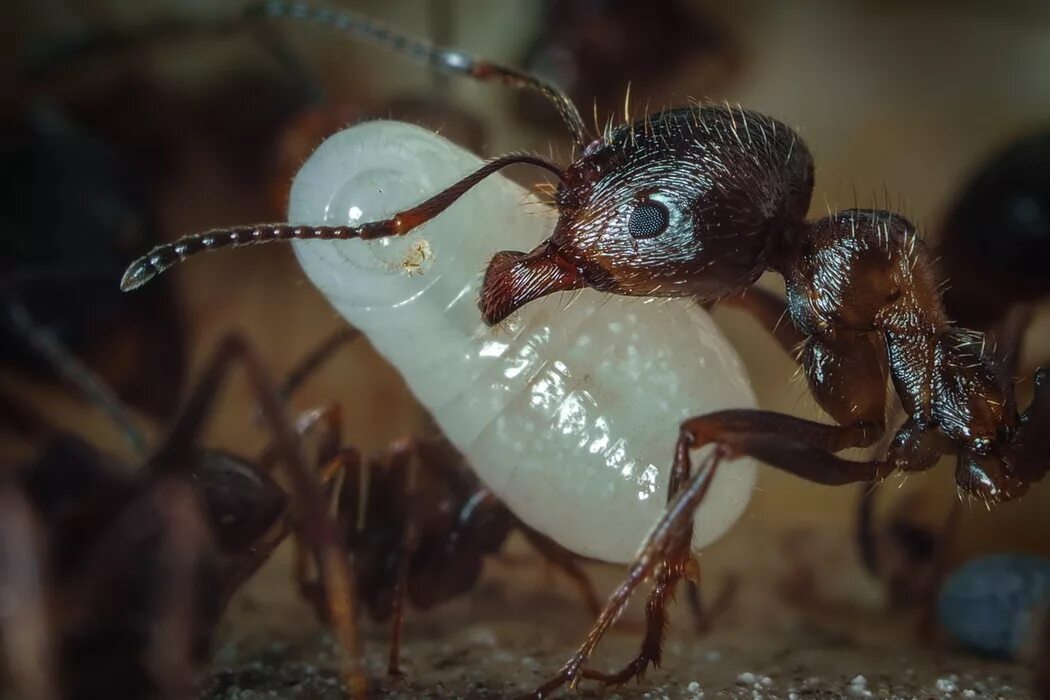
[{"x1": 3, "y1": 0, "x2": 1050, "y2": 696}]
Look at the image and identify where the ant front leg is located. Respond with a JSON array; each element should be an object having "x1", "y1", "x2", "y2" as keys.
[
  {"x1": 526, "y1": 449, "x2": 724, "y2": 699},
  {"x1": 145, "y1": 334, "x2": 367, "y2": 700}
]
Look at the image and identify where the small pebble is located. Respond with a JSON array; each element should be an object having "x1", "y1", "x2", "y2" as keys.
[
  {"x1": 737, "y1": 672, "x2": 757, "y2": 685},
  {"x1": 936, "y1": 677, "x2": 958, "y2": 692}
]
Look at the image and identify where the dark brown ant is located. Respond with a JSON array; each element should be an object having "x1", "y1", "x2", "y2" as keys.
[
  {"x1": 273, "y1": 327, "x2": 604, "y2": 679},
  {"x1": 858, "y1": 128, "x2": 1050, "y2": 631},
  {"x1": 938, "y1": 127, "x2": 1050, "y2": 369},
  {"x1": 0, "y1": 306, "x2": 363, "y2": 700},
  {"x1": 118, "y1": 2, "x2": 1049, "y2": 696}
]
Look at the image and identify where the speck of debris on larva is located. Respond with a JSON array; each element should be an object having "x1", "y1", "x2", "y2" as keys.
[{"x1": 401, "y1": 239, "x2": 432, "y2": 275}]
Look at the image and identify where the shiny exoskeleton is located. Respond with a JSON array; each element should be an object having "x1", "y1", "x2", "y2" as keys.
[
  {"x1": 481, "y1": 105, "x2": 1045, "y2": 503},
  {"x1": 117, "y1": 3, "x2": 1049, "y2": 697}
]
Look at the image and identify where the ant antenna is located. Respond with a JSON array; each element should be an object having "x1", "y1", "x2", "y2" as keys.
[
  {"x1": 4, "y1": 299, "x2": 148, "y2": 455},
  {"x1": 121, "y1": 152, "x2": 561, "y2": 290},
  {"x1": 248, "y1": 0, "x2": 589, "y2": 147}
]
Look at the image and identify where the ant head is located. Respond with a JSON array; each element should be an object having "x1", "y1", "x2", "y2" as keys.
[
  {"x1": 480, "y1": 106, "x2": 814, "y2": 325},
  {"x1": 190, "y1": 449, "x2": 288, "y2": 554}
]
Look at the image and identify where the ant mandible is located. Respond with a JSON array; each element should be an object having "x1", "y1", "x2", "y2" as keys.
[{"x1": 120, "y1": 2, "x2": 1049, "y2": 696}]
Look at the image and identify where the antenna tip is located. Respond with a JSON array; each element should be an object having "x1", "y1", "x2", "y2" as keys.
[{"x1": 120, "y1": 258, "x2": 155, "y2": 292}]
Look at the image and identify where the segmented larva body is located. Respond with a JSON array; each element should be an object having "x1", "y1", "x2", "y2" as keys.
[{"x1": 290, "y1": 121, "x2": 757, "y2": 563}]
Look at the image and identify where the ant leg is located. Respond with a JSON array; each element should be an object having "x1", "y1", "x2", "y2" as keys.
[
  {"x1": 1011, "y1": 367, "x2": 1050, "y2": 482},
  {"x1": 143, "y1": 480, "x2": 213, "y2": 700},
  {"x1": 277, "y1": 326, "x2": 362, "y2": 403},
  {"x1": 519, "y1": 526, "x2": 602, "y2": 616},
  {"x1": 3, "y1": 298, "x2": 148, "y2": 455},
  {"x1": 292, "y1": 447, "x2": 363, "y2": 625},
  {"x1": 916, "y1": 498, "x2": 962, "y2": 639},
  {"x1": 714, "y1": 286, "x2": 804, "y2": 355},
  {"x1": 997, "y1": 304, "x2": 1036, "y2": 373},
  {"x1": 685, "y1": 571, "x2": 740, "y2": 634},
  {"x1": 0, "y1": 481, "x2": 56, "y2": 700},
  {"x1": 385, "y1": 440, "x2": 424, "y2": 678},
  {"x1": 146, "y1": 334, "x2": 367, "y2": 700},
  {"x1": 214, "y1": 404, "x2": 348, "y2": 607},
  {"x1": 531, "y1": 404, "x2": 942, "y2": 696},
  {"x1": 526, "y1": 449, "x2": 724, "y2": 698}
]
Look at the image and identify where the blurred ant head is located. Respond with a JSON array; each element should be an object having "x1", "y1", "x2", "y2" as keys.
[{"x1": 480, "y1": 107, "x2": 814, "y2": 325}]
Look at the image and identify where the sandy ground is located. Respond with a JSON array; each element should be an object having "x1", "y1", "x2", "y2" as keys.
[{"x1": 201, "y1": 527, "x2": 1037, "y2": 700}]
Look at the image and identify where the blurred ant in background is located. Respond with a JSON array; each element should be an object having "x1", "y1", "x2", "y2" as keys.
[
  {"x1": 858, "y1": 126, "x2": 1050, "y2": 627},
  {"x1": 0, "y1": 309, "x2": 361, "y2": 699},
  {"x1": 0, "y1": 312, "x2": 601, "y2": 699},
  {"x1": 259, "y1": 328, "x2": 605, "y2": 680}
]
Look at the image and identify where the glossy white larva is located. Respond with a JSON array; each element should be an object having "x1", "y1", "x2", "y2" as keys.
[{"x1": 290, "y1": 120, "x2": 757, "y2": 564}]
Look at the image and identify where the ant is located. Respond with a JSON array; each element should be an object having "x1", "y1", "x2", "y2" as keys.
[
  {"x1": 0, "y1": 308, "x2": 600, "y2": 698},
  {"x1": 119, "y1": 2, "x2": 1048, "y2": 696},
  {"x1": 272, "y1": 327, "x2": 603, "y2": 679},
  {"x1": 0, "y1": 303, "x2": 362, "y2": 699},
  {"x1": 938, "y1": 127, "x2": 1050, "y2": 370},
  {"x1": 857, "y1": 127, "x2": 1050, "y2": 629}
]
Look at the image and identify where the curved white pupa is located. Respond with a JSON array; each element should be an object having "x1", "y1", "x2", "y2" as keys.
[{"x1": 290, "y1": 121, "x2": 757, "y2": 564}]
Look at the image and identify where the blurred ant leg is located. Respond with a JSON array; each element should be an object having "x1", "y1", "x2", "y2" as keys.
[
  {"x1": 255, "y1": 404, "x2": 344, "y2": 472},
  {"x1": 278, "y1": 326, "x2": 362, "y2": 402},
  {"x1": 144, "y1": 480, "x2": 213, "y2": 700},
  {"x1": 290, "y1": 447, "x2": 363, "y2": 627},
  {"x1": 714, "y1": 286, "x2": 805, "y2": 355},
  {"x1": 3, "y1": 298, "x2": 148, "y2": 454},
  {"x1": 917, "y1": 497, "x2": 962, "y2": 640},
  {"x1": 384, "y1": 439, "x2": 426, "y2": 677},
  {"x1": 856, "y1": 481, "x2": 882, "y2": 577},
  {"x1": 209, "y1": 404, "x2": 350, "y2": 610},
  {"x1": 528, "y1": 450, "x2": 723, "y2": 698},
  {"x1": 0, "y1": 481, "x2": 56, "y2": 700},
  {"x1": 685, "y1": 571, "x2": 739, "y2": 635},
  {"x1": 997, "y1": 303, "x2": 1036, "y2": 373},
  {"x1": 146, "y1": 334, "x2": 367, "y2": 699},
  {"x1": 519, "y1": 526, "x2": 602, "y2": 616}
]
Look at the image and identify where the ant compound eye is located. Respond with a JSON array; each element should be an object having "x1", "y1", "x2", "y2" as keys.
[{"x1": 627, "y1": 200, "x2": 670, "y2": 239}]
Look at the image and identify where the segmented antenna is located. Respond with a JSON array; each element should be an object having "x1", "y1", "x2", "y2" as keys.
[
  {"x1": 121, "y1": 153, "x2": 561, "y2": 291},
  {"x1": 248, "y1": 0, "x2": 589, "y2": 146}
]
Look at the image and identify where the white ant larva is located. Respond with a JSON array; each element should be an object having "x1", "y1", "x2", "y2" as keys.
[{"x1": 288, "y1": 120, "x2": 757, "y2": 563}]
